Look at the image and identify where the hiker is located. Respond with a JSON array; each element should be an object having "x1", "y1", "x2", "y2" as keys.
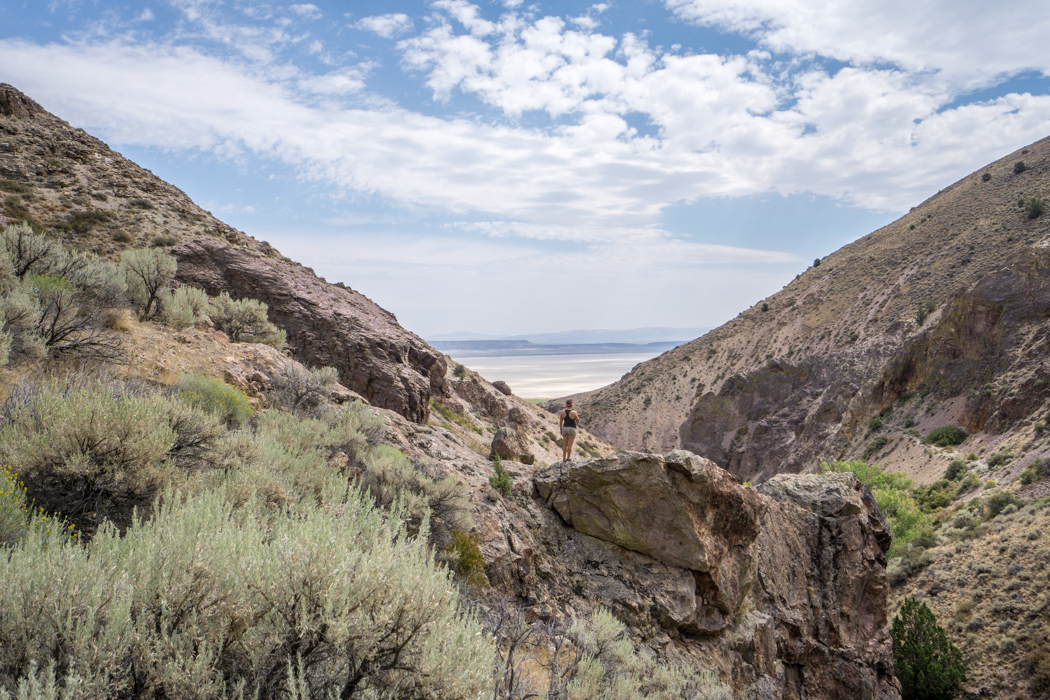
[{"x1": 559, "y1": 399, "x2": 580, "y2": 461}]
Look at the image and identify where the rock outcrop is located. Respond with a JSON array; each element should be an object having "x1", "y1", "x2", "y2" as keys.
[
  {"x1": 173, "y1": 237, "x2": 446, "y2": 423},
  {"x1": 530, "y1": 451, "x2": 899, "y2": 699}
]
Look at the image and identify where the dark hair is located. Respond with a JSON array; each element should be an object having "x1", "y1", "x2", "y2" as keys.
[{"x1": 566, "y1": 400, "x2": 574, "y2": 407}]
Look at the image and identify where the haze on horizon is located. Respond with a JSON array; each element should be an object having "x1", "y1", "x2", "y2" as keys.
[{"x1": 2, "y1": 0, "x2": 1049, "y2": 338}]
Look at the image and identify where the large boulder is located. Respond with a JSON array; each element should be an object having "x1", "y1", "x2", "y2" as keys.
[
  {"x1": 533, "y1": 450, "x2": 900, "y2": 700},
  {"x1": 490, "y1": 427, "x2": 535, "y2": 465},
  {"x1": 535, "y1": 450, "x2": 762, "y2": 615}
]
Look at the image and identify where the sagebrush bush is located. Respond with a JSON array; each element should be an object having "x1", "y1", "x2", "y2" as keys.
[
  {"x1": 360, "y1": 444, "x2": 469, "y2": 549},
  {"x1": 1025, "y1": 197, "x2": 1046, "y2": 219},
  {"x1": 564, "y1": 609, "x2": 732, "y2": 700},
  {"x1": 987, "y1": 449, "x2": 1011, "y2": 467},
  {"x1": 1, "y1": 223, "x2": 56, "y2": 278},
  {"x1": 924, "y1": 426, "x2": 968, "y2": 447},
  {"x1": 210, "y1": 292, "x2": 285, "y2": 349},
  {"x1": 268, "y1": 361, "x2": 339, "y2": 411},
  {"x1": 160, "y1": 285, "x2": 209, "y2": 329},
  {"x1": 0, "y1": 378, "x2": 223, "y2": 534},
  {"x1": 217, "y1": 407, "x2": 382, "y2": 511},
  {"x1": 0, "y1": 480, "x2": 494, "y2": 700},
  {"x1": 120, "y1": 247, "x2": 176, "y2": 320},
  {"x1": 175, "y1": 373, "x2": 252, "y2": 426}
]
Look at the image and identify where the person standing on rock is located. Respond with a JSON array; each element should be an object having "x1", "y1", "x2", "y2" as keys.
[{"x1": 559, "y1": 400, "x2": 580, "y2": 462}]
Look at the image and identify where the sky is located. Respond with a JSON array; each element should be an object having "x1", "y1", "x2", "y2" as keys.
[{"x1": 2, "y1": 0, "x2": 1050, "y2": 338}]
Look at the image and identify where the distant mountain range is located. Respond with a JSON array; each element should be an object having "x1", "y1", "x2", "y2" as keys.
[
  {"x1": 428, "y1": 326, "x2": 712, "y2": 346},
  {"x1": 429, "y1": 339, "x2": 684, "y2": 357}
]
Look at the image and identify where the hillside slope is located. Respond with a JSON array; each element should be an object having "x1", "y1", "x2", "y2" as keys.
[
  {"x1": 0, "y1": 83, "x2": 446, "y2": 423},
  {"x1": 567, "y1": 136, "x2": 1050, "y2": 485}
]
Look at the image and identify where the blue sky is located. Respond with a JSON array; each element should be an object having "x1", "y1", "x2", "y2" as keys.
[{"x1": 2, "y1": 0, "x2": 1050, "y2": 337}]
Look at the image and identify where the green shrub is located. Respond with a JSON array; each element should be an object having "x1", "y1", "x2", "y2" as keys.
[
  {"x1": 985, "y1": 491, "x2": 1022, "y2": 519},
  {"x1": 1015, "y1": 161, "x2": 1028, "y2": 174},
  {"x1": 1021, "y1": 457, "x2": 1050, "y2": 485},
  {"x1": 0, "y1": 283, "x2": 44, "y2": 365},
  {"x1": 824, "y1": 461, "x2": 932, "y2": 557},
  {"x1": 160, "y1": 285, "x2": 209, "y2": 329},
  {"x1": 0, "y1": 481, "x2": 494, "y2": 700},
  {"x1": 981, "y1": 172, "x2": 991, "y2": 181},
  {"x1": 945, "y1": 459, "x2": 967, "y2": 480},
  {"x1": 0, "y1": 464, "x2": 27, "y2": 545},
  {"x1": 956, "y1": 473, "x2": 980, "y2": 495},
  {"x1": 448, "y1": 529, "x2": 487, "y2": 587},
  {"x1": 813, "y1": 257, "x2": 821, "y2": 267},
  {"x1": 269, "y1": 361, "x2": 339, "y2": 411},
  {"x1": 120, "y1": 247, "x2": 177, "y2": 320},
  {"x1": 916, "y1": 305, "x2": 928, "y2": 325},
  {"x1": 987, "y1": 449, "x2": 1011, "y2": 467},
  {"x1": 891, "y1": 598, "x2": 965, "y2": 700},
  {"x1": 924, "y1": 426, "x2": 968, "y2": 447},
  {"x1": 431, "y1": 398, "x2": 482, "y2": 434},
  {"x1": 219, "y1": 407, "x2": 381, "y2": 512},
  {"x1": 863, "y1": 436, "x2": 889, "y2": 459},
  {"x1": 761, "y1": 302, "x2": 769, "y2": 312},
  {"x1": 1025, "y1": 197, "x2": 1046, "y2": 219},
  {"x1": 174, "y1": 373, "x2": 252, "y2": 426},
  {"x1": 55, "y1": 209, "x2": 113, "y2": 235},
  {"x1": 489, "y1": 455, "x2": 512, "y2": 497},
  {"x1": 868, "y1": 416, "x2": 883, "y2": 432},
  {"x1": 209, "y1": 292, "x2": 285, "y2": 349}
]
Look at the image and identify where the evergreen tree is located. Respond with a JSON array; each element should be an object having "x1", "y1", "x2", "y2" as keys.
[{"x1": 891, "y1": 597, "x2": 966, "y2": 700}]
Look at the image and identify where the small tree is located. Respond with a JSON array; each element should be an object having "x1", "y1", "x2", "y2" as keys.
[
  {"x1": 891, "y1": 598, "x2": 965, "y2": 700},
  {"x1": 121, "y1": 248, "x2": 176, "y2": 320},
  {"x1": 1014, "y1": 161, "x2": 1027, "y2": 174}
]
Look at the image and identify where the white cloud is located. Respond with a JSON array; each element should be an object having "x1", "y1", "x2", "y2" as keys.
[
  {"x1": 664, "y1": 0, "x2": 1050, "y2": 92},
  {"x1": 290, "y1": 4, "x2": 321, "y2": 20},
  {"x1": 136, "y1": 8, "x2": 155, "y2": 21},
  {"x1": 354, "y1": 13, "x2": 413, "y2": 39}
]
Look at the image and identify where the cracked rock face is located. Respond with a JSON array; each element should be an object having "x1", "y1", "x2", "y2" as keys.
[
  {"x1": 173, "y1": 237, "x2": 447, "y2": 423},
  {"x1": 533, "y1": 451, "x2": 900, "y2": 700}
]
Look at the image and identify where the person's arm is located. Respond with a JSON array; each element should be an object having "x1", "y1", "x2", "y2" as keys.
[
  {"x1": 559, "y1": 410, "x2": 565, "y2": 428},
  {"x1": 571, "y1": 410, "x2": 580, "y2": 426}
]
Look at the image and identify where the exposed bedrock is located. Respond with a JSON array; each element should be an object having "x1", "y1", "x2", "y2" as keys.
[
  {"x1": 531, "y1": 450, "x2": 900, "y2": 700},
  {"x1": 173, "y1": 237, "x2": 446, "y2": 423}
]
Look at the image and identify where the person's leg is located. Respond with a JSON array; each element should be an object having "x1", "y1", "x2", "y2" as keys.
[{"x1": 566, "y1": 433, "x2": 576, "y2": 460}]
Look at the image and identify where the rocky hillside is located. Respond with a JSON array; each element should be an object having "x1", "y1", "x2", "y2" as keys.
[
  {"x1": 565, "y1": 135, "x2": 1050, "y2": 486},
  {"x1": 0, "y1": 83, "x2": 904, "y2": 699},
  {"x1": 0, "y1": 83, "x2": 446, "y2": 424}
]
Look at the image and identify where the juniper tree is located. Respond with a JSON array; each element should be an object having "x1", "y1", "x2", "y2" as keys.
[{"x1": 891, "y1": 597, "x2": 965, "y2": 700}]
